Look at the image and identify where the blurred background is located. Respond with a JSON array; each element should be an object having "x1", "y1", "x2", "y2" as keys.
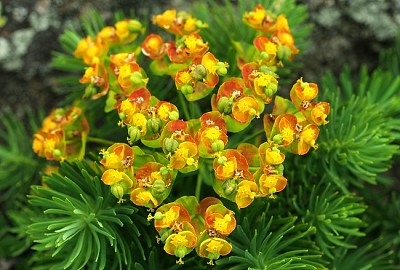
[{"x1": 0, "y1": 0, "x2": 399, "y2": 118}]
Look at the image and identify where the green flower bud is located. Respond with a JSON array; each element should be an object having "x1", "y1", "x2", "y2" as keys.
[
  {"x1": 222, "y1": 179, "x2": 237, "y2": 195},
  {"x1": 277, "y1": 45, "x2": 291, "y2": 61},
  {"x1": 259, "y1": 65, "x2": 276, "y2": 76},
  {"x1": 190, "y1": 64, "x2": 207, "y2": 81},
  {"x1": 118, "y1": 112, "x2": 126, "y2": 120},
  {"x1": 264, "y1": 84, "x2": 278, "y2": 97},
  {"x1": 207, "y1": 251, "x2": 220, "y2": 261},
  {"x1": 174, "y1": 246, "x2": 188, "y2": 259},
  {"x1": 217, "y1": 156, "x2": 227, "y2": 165},
  {"x1": 217, "y1": 96, "x2": 233, "y2": 115},
  {"x1": 260, "y1": 51, "x2": 269, "y2": 60},
  {"x1": 168, "y1": 110, "x2": 179, "y2": 121},
  {"x1": 181, "y1": 84, "x2": 194, "y2": 95},
  {"x1": 160, "y1": 166, "x2": 169, "y2": 176},
  {"x1": 153, "y1": 211, "x2": 163, "y2": 220},
  {"x1": 211, "y1": 140, "x2": 225, "y2": 152},
  {"x1": 273, "y1": 134, "x2": 283, "y2": 144},
  {"x1": 84, "y1": 84, "x2": 96, "y2": 97},
  {"x1": 152, "y1": 179, "x2": 166, "y2": 196},
  {"x1": 130, "y1": 71, "x2": 144, "y2": 86},
  {"x1": 128, "y1": 126, "x2": 142, "y2": 142},
  {"x1": 52, "y1": 149, "x2": 62, "y2": 159},
  {"x1": 146, "y1": 117, "x2": 163, "y2": 134},
  {"x1": 163, "y1": 137, "x2": 179, "y2": 154},
  {"x1": 128, "y1": 19, "x2": 143, "y2": 32},
  {"x1": 276, "y1": 164, "x2": 284, "y2": 175},
  {"x1": 216, "y1": 62, "x2": 228, "y2": 76},
  {"x1": 160, "y1": 228, "x2": 172, "y2": 242},
  {"x1": 111, "y1": 183, "x2": 125, "y2": 200}
]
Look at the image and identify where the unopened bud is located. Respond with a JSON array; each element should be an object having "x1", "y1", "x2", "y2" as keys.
[
  {"x1": 260, "y1": 51, "x2": 269, "y2": 60},
  {"x1": 276, "y1": 164, "x2": 284, "y2": 175},
  {"x1": 211, "y1": 140, "x2": 225, "y2": 152},
  {"x1": 264, "y1": 84, "x2": 278, "y2": 97},
  {"x1": 272, "y1": 134, "x2": 283, "y2": 145},
  {"x1": 152, "y1": 179, "x2": 166, "y2": 196},
  {"x1": 181, "y1": 84, "x2": 194, "y2": 95},
  {"x1": 217, "y1": 156, "x2": 227, "y2": 165},
  {"x1": 217, "y1": 96, "x2": 233, "y2": 115},
  {"x1": 52, "y1": 149, "x2": 62, "y2": 159},
  {"x1": 119, "y1": 112, "x2": 126, "y2": 120},
  {"x1": 153, "y1": 211, "x2": 163, "y2": 220},
  {"x1": 128, "y1": 19, "x2": 143, "y2": 32},
  {"x1": 163, "y1": 137, "x2": 179, "y2": 153},
  {"x1": 168, "y1": 111, "x2": 179, "y2": 121},
  {"x1": 223, "y1": 179, "x2": 237, "y2": 195},
  {"x1": 277, "y1": 45, "x2": 291, "y2": 61},
  {"x1": 216, "y1": 62, "x2": 228, "y2": 76},
  {"x1": 128, "y1": 126, "x2": 142, "y2": 142},
  {"x1": 146, "y1": 118, "x2": 163, "y2": 134},
  {"x1": 130, "y1": 71, "x2": 144, "y2": 86},
  {"x1": 111, "y1": 183, "x2": 125, "y2": 200},
  {"x1": 160, "y1": 166, "x2": 169, "y2": 176},
  {"x1": 174, "y1": 246, "x2": 188, "y2": 259},
  {"x1": 190, "y1": 64, "x2": 207, "y2": 81}
]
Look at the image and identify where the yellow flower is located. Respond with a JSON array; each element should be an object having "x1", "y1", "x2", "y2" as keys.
[
  {"x1": 265, "y1": 148, "x2": 285, "y2": 165},
  {"x1": 235, "y1": 180, "x2": 258, "y2": 208},
  {"x1": 153, "y1": 9, "x2": 176, "y2": 29},
  {"x1": 115, "y1": 21, "x2": 129, "y2": 40}
]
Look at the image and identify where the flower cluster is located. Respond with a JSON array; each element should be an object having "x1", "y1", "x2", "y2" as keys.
[
  {"x1": 32, "y1": 4, "x2": 330, "y2": 265},
  {"x1": 33, "y1": 106, "x2": 89, "y2": 161},
  {"x1": 148, "y1": 196, "x2": 235, "y2": 265}
]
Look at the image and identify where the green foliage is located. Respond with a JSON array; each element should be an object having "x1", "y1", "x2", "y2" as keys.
[
  {"x1": 27, "y1": 161, "x2": 151, "y2": 270},
  {"x1": 215, "y1": 211, "x2": 326, "y2": 269},
  {"x1": 0, "y1": 110, "x2": 44, "y2": 205},
  {"x1": 330, "y1": 237, "x2": 396, "y2": 270},
  {"x1": 192, "y1": 0, "x2": 313, "y2": 78},
  {"x1": 291, "y1": 182, "x2": 367, "y2": 258}
]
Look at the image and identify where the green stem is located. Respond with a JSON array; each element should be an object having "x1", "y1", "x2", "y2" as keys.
[
  {"x1": 232, "y1": 128, "x2": 265, "y2": 148},
  {"x1": 87, "y1": 136, "x2": 115, "y2": 146},
  {"x1": 195, "y1": 171, "x2": 202, "y2": 201},
  {"x1": 178, "y1": 91, "x2": 191, "y2": 120}
]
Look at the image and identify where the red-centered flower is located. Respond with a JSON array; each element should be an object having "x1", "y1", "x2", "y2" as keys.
[
  {"x1": 235, "y1": 180, "x2": 258, "y2": 208},
  {"x1": 114, "y1": 19, "x2": 143, "y2": 44},
  {"x1": 213, "y1": 149, "x2": 251, "y2": 182},
  {"x1": 242, "y1": 4, "x2": 275, "y2": 32},
  {"x1": 33, "y1": 129, "x2": 64, "y2": 161},
  {"x1": 142, "y1": 34, "x2": 166, "y2": 60},
  {"x1": 154, "y1": 202, "x2": 192, "y2": 231},
  {"x1": 117, "y1": 87, "x2": 152, "y2": 115},
  {"x1": 258, "y1": 142, "x2": 285, "y2": 166},
  {"x1": 135, "y1": 162, "x2": 172, "y2": 189},
  {"x1": 253, "y1": 35, "x2": 278, "y2": 64},
  {"x1": 291, "y1": 123, "x2": 320, "y2": 155},
  {"x1": 198, "y1": 237, "x2": 232, "y2": 265},
  {"x1": 199, "y1": 111, "x2": 227, "y2": 134},
  {"x1": 100, "y1": 143, "x2": 134, "y2": 171},
  {"x1": 265, "y1": 114, "x2": 297, "y2": 147},
  {"x1": 97, "y1": 26, "x2": 118, "y2": 43},
  {"x1": 101, "y1": 169, "x2": 135, "y2": 203},
  {"x1": 310, "y1": 102, "x2": 330, "y2": 125},
  {"x1": 130, "y1": 188, "x2": 159, "y2": 208},
  {"x1": 79, "y1": 64, "x2": 109, "y2": 99},
  {"x1": 258, "y1": 173, "x2": 287, "y2": 197},
  {"x1": 170, "y1": 141, "x2": 198, "y2": 170},
  {"x1": 164, "y1": 231, "x2": 197, "y2": 265},
  {"x1": 153, "y1": 9, "x2": 207, "y2": 36},
  {"x1": 156, "y1": 101, "x2": 179, "y2": 122},
  {"x1": 290, "y1": 78, "x2": 318, "y2": 110},
  {"x1": 232, "y1": 96, "x2": 260, "y2": 123},
  {"x1": 181, "y1": 33, "x2": 209, "y2": 59},
  {"x1": 204, "y1": 204, "x2": 236, "y2": 236},
  {"x1": 73, "y1": 36, "x2": 108, "y2": 66}
]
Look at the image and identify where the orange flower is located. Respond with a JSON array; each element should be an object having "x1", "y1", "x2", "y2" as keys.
[
  {"x1": 153, "y1": 202, "x2": 191, "y2": 231},
  {"x1": 290, "y1": 78, "x2": 319, "y2": 110},
  {"x1": 311, "y1": 102, "x2": 330, "y2": 125},
  {"x1": 170, "y1": 141, "x2": 198, "y2": 170},
  {"x1": 130, "y1": 188, "x2": 158, "y2": 208},
  {"x1": 258, "y1": 174, "x2": 287, "y2": 197},
  {"x1": 141, "y1": 34, "x2": 166, "y2": 60},
  {"x1": 100, "y1": 143, "x2": 134, "y2": 170},
  {"x1": 198, "y1": 238, "x2": 232, "y2": 265},
  {"x1": 79, "y1": 63, "x2": 109, "y2": 99},
  {"x1": 204, "y1": 204, "x2": 236, "y2": 236},
  {"x1": 235, "y1": 180, "x2": 258, "y2": 208},
  {"x1": 164, "y1": 231, "x2": 197, "y2": 264},
  {"x1": 232, "y1": 96, "x2": 260, "y2": 123},
  {"x1": 291, "y1": 123, "x2": 320, "y2": 155},
  {"x1": 242, "y1": 4, "x2": 275, "y2": 32}
]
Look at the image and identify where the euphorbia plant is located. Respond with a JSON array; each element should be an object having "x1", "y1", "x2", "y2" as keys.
[{"x1": 31, "y1": 3, "x2": 331, "y2": 266}]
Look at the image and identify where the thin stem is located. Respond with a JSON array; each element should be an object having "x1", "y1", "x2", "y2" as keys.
[
  {"x1": 87, "y1": 136, "x2": 115, "y2": 146},
  {"x1": 178, "y1": 91, "x2": 191, "y2": 120},
  {"x1": 232, "y1": 128, "x2": 265, "y2": 148},
  {"x1": 195, "y1": 171, "x2": 202, "y2": 201}
]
